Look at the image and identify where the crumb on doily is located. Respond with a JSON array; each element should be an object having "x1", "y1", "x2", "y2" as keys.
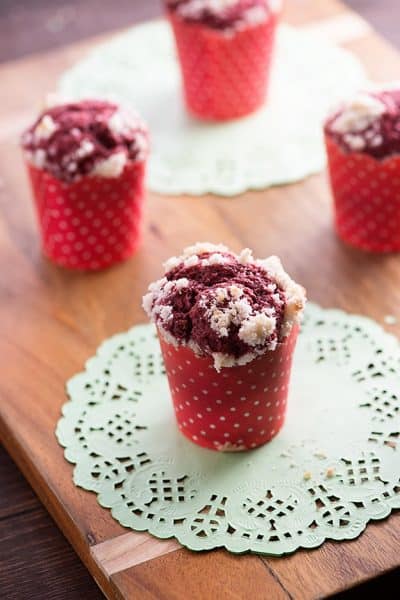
[
  {"x1": 384, "y1": 315, "x2": 397, "y2": 325},
  {"x1": 314, "y1": 451, "x2": 327, "y2": 460},
  {"x1": 303, "y1": 471, "x2": 312, "y2": 481},
  {"x1": 325, "y1": 467, "x2": 335, "y2": 478},
  {"x1": 385, "y1": 440, "x2": 397, "y2": 449}
]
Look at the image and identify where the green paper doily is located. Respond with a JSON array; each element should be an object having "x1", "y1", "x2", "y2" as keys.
[
  {"x1": 59, "y1": 22, "x2": 366, "y2": 196},
  {"x1": 56, "y1": 303, "x2": 400, "y2": 555}
]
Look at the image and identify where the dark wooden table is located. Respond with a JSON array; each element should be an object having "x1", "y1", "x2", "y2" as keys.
[{"x1": 1, "y1": 1, "x2": 400, "y2": 599}]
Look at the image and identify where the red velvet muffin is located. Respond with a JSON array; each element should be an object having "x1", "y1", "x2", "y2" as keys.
[
  {"x1": 21, "y1": 100, "x2": 149, "y2": 270},
  {"x1": 143, "y1": 242, "x2": 306, "y2": 451},
  {"x1": 324, "y1": 85, "x2": 400, "y2": 252},
  {"x1": 165, "y1": 0, "x2": 281, "y2": 121}
]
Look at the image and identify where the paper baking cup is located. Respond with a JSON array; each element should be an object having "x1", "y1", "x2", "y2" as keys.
[
  {"x1": 26, "y1": 161, "x2": 146, "y2": 270},
  {"x1": 325, "y1": 136, "x2": 400, "y2": 253},
  {"x1": 168, "y1": 11, "x2": 279, "y2": 121},
  {"x1": 159, "y1": 326, "x2": 299, "y2": 451}
]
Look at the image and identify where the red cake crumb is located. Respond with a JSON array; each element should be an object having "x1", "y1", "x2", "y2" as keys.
[
  {"x1": 165, "y1": 0, "x2": 275, "y2": 30},
  {"x1": 143, "y1": 243, "x2": 306, "y2": 370},
  {"x1": 21, "y1": 100, "x2": 148, "y2": 183},
  {"x1": 164, "y1": 252, "x2": 285, "y2": 354},
  {"x1": 324, "y1": 87, "x2": 400, "y2": 160}
]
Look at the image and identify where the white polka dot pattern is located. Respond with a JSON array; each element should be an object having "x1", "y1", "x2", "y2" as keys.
[
  {"x1": 325, "y1": 136, "x2": 400, "y2": 253},
  {"x1": 159, "y1": 326, "x2": 299, "y2": 451},
  {"x1": 27, "y1": 161, "x2": 146, "y2": 270},
  {"x1": 169, "y1": 11, "x2": 278, "y2": 121}
]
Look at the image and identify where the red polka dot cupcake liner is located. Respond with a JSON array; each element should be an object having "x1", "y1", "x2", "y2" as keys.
[
  {"x1": 168, "y1": 11, "x2": 279, "y2": 121},
  {"x1": 325, "y1": 136, "x2": 400, "y2": 253},
  {"x1": 159, "y1": 326, "x2": 299, "y2": 452},
  {"x1": 27, "y1": 161, "x2": 146, "y2": 270}
]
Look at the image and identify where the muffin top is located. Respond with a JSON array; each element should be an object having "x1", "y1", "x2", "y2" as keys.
[
  {"x1": 143, "y1": 243, "x2": 306, "y2": 370},
  {"x1": 324, "y1": 85, "x2": 400, "y2": 160},
  {"x1": 165, "y1": 0, "x2": 279, "y2": 31},
  {"x1": 21, "y1": 99, "x2": 148, "y2": 183}
]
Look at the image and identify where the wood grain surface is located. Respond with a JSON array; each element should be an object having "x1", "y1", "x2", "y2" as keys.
[
  {"x1": 0, "y1": 447, "x2": 103, "y2": 600},
  {"x1": 1, "y1": 1, "x2": 400, "y2": 598},
  {"x1": 111, "y1": 551, "x2": 290, "y2": 600},
  {"x1": 2, "y1": 0, "x2": 399, "y2": 63}
]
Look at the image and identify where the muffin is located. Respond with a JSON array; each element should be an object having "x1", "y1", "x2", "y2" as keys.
[
  {"x1": 21, "y1": 99, "x2": 149, "y2": 270},
  {"x1": 143, "y1": 243, "x2": 306, "y2": 451},
  {"x1": 324, "y1": 85, "x2": 400, "y2": 252},
  {"x1": 165, "y1": 0, "x2": 281, "y2": 121}
]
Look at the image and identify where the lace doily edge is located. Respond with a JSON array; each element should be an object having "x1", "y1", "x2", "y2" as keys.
[{"x1": 55, "y1": 302, "x2": 400, "y2": 556}]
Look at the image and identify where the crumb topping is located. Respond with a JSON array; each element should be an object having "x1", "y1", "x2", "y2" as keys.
[
  {"x1": 143, "y1": 243, "x2": 306, "y2": 370},
  {"x1": 21, "y1": 100, "x2": 148, "y2": 183},
  {"x1": 165, "y1": 0, "x2": 278, "y2": 31},
  {"x1": 324, "y1": 85, "x2": 400, "y2": 159}
]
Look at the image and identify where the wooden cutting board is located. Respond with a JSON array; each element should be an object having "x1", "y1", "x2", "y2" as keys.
[{"x1": 0, "y1": 1, "x2": 399, "y2": 598}]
